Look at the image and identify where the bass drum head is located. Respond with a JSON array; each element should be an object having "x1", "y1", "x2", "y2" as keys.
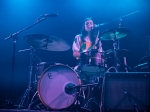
[{"x1": 38, "y1": 64, "x2": 81, "y2": 110}]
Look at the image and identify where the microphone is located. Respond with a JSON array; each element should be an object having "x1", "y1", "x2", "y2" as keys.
[
  {"x1": 40, "y1": 13, "x2": 58, "y2": 17},
  {"x1": 65, "y1": 83, "x2": 76, "y2": 95},
  {"x1": 94, "y1": 22, "x2": 107, "y2": 28}
]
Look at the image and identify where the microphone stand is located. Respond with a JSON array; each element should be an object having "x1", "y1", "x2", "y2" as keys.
[
  {"x1": 4, "y1": 16, "x2": 46, "y2": 108},
  {"x1": 97, "y1": 10, "x2": 139, "y2": 26},
  {"x1": 118, "y1": 18, "x2": 122, "y2": 49}
]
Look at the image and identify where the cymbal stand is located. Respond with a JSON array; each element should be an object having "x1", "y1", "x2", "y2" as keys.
[
  {"x1": 18, "y1": 46, "x2": 35, "y2": 109},
  {"x1": 113, "y1": 37, "x2": 120, "y2": 71},
  {"x1": 114, "y1": 17, "x2": 122, "y2": 68}
]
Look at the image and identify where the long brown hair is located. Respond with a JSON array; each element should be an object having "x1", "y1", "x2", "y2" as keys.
[{"x1": 81, "y1": 17, "x2": 98, "y2": 45}]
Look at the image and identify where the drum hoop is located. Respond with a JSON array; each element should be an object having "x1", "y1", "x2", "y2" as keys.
[
  {"x1": 37, "y1": 63, "x2": 82, "y2": 109},
  {"x1": 90, "y1": 57, "x2": 104, "y2": 59}
]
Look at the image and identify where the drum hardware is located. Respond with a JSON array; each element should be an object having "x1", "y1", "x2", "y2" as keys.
[
  {"x1": 17, "y1": 46, "x2": 41, "y2": 109},
  {"x1": 104, "y1": 46, "x2": 131, "y2": 72},
  {"x1": 73, "y1": 65, "x2": 105, "y2": 111},
  {"x1": 99, "y1": 9, "x2": 134, "y2": 72},
  {"x1": 28, "y1": 91, "x2": 49, "y2": 110},
  {"x1": 82, "y1": 86, "x2": 100, "y2": 111},
  {"x1": 28, "y1": 91, "x2": 38, "y2": 109},
  {"x1": 68, "y1": 82, "x2": 100, "y2": 111},
  {"x1": 3, "y1": 14, "x2": 53, "y2": 108},
  {"x1": 79, "y1": 76, "x2": 105, "y2": 112},
  {"x1": 113, "y1": 37, "x2": 121, "y2": 71},
  {"x1": 105, "y1": 49, "x2": 131, "y2": 66},
  {"x1": 100, "y1": 27, "x2": 130, "y2": 71},
  {"x1": 24, "y1": 34, "x2": 70, "y2": 51}
]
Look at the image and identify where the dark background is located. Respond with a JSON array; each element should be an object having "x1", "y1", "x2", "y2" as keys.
[{"x1": 0, "y1": 0, "x2": 150, "y2": 107}]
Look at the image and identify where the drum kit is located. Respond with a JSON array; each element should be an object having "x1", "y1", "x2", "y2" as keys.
[
  {"x1": 15, "y1": 27, "x2": 132, "y2": 111},
  {"x1": 3, "y1": 11, "x2": 144, "y2": 111}
]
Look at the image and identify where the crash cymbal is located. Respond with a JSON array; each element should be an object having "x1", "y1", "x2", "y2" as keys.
[
  {"x1": 24, "y1": 34, "x2": 70, "y2": 51},
  {"x1": 100, "y1": 28, "x2": 130, "y2": 40},
  {"x1": 105, "y1": 49, "x2": 131, "y2": 56}
]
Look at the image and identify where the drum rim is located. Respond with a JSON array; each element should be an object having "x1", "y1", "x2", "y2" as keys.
[{"x1": 37, "y1": 63, "x2": 82, "y2": 110}]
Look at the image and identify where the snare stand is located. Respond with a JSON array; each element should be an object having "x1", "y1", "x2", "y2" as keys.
[{"x1": 18, "y1": 46, "x2": 35, "y2": 109}]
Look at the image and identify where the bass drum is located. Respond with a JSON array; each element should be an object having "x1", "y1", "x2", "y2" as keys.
[{"x1": 37, "y1": 64, "x2": 86, "y2": 110}]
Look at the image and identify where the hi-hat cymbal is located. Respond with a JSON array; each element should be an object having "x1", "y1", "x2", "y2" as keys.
[
  {"x1": 105, "y1": 49, "x2": 132, "y2": 56},
  {"x1": 24, "y1": 34, "x2": 70, "y2": 51},
  {"x1": 100, "y1": 28, "x2": 130, "y2": 40}
]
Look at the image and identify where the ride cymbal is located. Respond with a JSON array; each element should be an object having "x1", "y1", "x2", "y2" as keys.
[
  {"x1": 100, "y1": 28, "x2": 130, "y2": 40},
  {"x1": 24, "y1": 34, "x2": 70, "y2": 51}
]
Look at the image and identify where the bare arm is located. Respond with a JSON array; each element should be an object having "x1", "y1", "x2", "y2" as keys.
[{"x1": 73, "y1": 51, "x2": 80, "y2": 58}]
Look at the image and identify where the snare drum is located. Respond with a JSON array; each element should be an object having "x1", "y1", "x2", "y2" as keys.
[
  {"x1": 37, "y1": 64, "x2": 88, "y2": 110},
  {"x1": 80, "y1": 49, "x2": 105, "y2": 79}
]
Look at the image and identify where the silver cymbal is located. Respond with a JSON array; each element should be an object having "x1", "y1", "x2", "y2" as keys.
[
  {"x1": 24, "y1": 34, "x2": 70, "y2": 51},
  {"x1": 100, "y1": 28, "x2": 130, "y2": 40}
]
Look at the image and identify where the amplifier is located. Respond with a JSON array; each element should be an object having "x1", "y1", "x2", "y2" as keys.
[{"x1": 104, "y1": 72, "x2": 150, "y2": 112}]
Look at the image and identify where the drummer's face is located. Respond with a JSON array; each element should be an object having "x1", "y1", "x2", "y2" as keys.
[{"x1": 84, "y1": 20, "x2": 94, "y2": 32}]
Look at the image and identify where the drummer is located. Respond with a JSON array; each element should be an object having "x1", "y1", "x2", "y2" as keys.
[{"x1": 72, "y1": 17, "x2": 103, "y2": 59}]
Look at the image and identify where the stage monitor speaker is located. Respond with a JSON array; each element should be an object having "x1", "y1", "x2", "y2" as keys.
[{"x1": 104, "y1": 72, "x2": 150, "y2": 112}]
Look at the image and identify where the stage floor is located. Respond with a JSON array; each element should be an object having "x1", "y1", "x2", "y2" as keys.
[{"x1": 0, "y1": 109, "x2": 72, "y2": 112}]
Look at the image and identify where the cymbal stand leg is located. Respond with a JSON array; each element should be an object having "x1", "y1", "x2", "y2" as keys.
[
  {"x1": 28, "y1": 91, "x2": 38, "y2": 109},
  {"x1": 18, "y1": 46, "x2": 34, "y2": 109}
]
